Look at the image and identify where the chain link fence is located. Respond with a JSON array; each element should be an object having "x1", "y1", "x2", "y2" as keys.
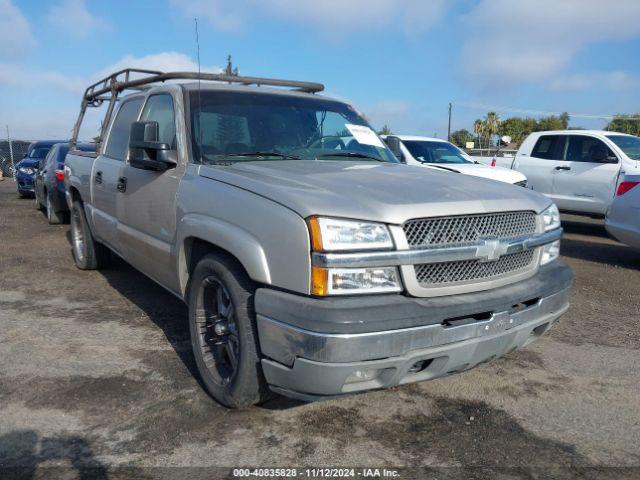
[{"x1": 1, "y1": 141, "x2": 31, "y2": 179}]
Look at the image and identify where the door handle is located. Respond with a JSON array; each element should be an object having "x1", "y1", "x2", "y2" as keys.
[
  {"x1": 555, "y1": 166, "x2": 571, "y2": 171},
  {"x1": 94, "y1": 171, "x2": 103, "y2": 184},
  {"x1": 117, "y1": 176, "x2": 127, "y2": 193}
]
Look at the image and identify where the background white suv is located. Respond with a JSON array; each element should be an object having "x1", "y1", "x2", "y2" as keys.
[{"x1": 513, "y1": 130, "x2": 640, "y2": 216}]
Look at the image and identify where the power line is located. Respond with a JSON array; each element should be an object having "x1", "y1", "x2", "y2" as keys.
[{"x1": 455, "y1": 102, "x2": 640, "y2": 121}]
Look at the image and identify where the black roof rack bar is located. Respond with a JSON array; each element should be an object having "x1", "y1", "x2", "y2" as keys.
[
  {"x1": 70, "y1": 68, "x2": 325, "y2": 149},
  {"x1": 83, "y1": 68, "x2": 324, "y2": 100}
]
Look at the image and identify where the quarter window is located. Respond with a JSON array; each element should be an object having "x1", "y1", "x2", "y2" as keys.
[
  {"x1": 531, "y1": 135, "x2": 564, "y2": 160},
  {"x1": 105, "y1": 98, "x2": 144, "y2": 160}
]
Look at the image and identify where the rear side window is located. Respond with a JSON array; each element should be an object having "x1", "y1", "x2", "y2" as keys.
[
  {"x1": 105, "y1": 98, "x2": 144, "y2": 160},
  {"x1": 531, "y1": 135, "x2": 564, "y2": 160},
  {"x1": 140, "y1": 94, "x2": 177, "y2": 149},
  {"x1": 566, "y1": 135, "x2": 615, "y2": 163}
]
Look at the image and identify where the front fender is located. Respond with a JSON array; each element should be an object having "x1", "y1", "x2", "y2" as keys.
[{"x1": 177, "y1": 214, "x2": 271, "y2": 296}]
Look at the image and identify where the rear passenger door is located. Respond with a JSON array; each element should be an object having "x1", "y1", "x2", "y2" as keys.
[
  {"x1": 91, "y1": 97, "x2": 144, "y2": 250},
  {"x1": 552, "y1": 135, "x2": 620, "y2": 215},
  {"x1": 117, "y1": 93, "x2": 183, "y2": 291},
  {"x1": 514, "y1": 134, "x2": 565, "y2": 198}
]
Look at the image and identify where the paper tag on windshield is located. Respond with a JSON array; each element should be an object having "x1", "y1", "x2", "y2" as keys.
[{"x1": 345, "y1": 124, "x2": 385, "y2": 148}]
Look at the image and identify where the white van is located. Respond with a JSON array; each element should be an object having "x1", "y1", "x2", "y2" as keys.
[{"x1": 513, "y1": 130, "x2": 640, "y2": 216}]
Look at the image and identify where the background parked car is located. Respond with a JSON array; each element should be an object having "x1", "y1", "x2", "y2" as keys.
[
  {"x1": 34, "y1": 142, "x2": 95, "y2": 224},
  {"x1": 512, "y1": 131, "x2": 640, "y2": 216},
  {"x1": 383, "y1": 135, "x2": 528, "y2": 186},
  {"x1": 605, "y1": 173, "x2": 640, "y2": 248},
  {"x1": 15, "y1": 140, "x2": 64, "y2": 197}
]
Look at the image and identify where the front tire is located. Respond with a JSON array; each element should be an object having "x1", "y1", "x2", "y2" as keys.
[
  {"x1": 70, "y1": 199, "x2": 110, "y2": 270},
  {"x1": 188, "y1": 253, "x2": 271, "y2": 408}
]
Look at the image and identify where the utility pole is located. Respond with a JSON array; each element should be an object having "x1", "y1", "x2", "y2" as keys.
[{"x1": 447, "y1": 102, "x2": 452, "y2": 141}]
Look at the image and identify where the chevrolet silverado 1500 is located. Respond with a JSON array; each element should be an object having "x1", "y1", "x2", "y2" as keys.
[{"x1": 65, "y1": 69, "x2": 571, "y2": 407}]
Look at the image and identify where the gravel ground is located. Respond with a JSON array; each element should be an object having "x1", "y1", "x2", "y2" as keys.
[{"x1": 0, "y1": 179, "x2": 639, "y2": 479}]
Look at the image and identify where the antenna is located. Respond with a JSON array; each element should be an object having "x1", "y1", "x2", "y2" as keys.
[{"x1": 194, "y1": 17, "x2": 203, "y2": 163}]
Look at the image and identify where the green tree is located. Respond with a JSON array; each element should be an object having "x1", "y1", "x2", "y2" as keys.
[
  {"x1": 473, "y1": 119, "x2": 485, "y2": 149},
  {"x1": 377, "y1": 125, "x2": 393, "y2": 136},
  {"x1": 450, "y1": 129, "x2": 474, "y2": 147},
  {"x1": 606, "y1": 114, "x2": 640, "y2": 136},
  {"x1": 500, "y1": 117, "x2": 538, "y2": 145},
  {"x1": 483, "y1": 112, "x2": 501, "y2": 148},
  {"x1": 537, "y1": 115, "x2": 566, "y2": 131}
]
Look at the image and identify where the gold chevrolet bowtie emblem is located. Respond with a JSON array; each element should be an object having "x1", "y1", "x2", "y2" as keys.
[{"x1": 476, "y1": 239, "x2": 509, "y2": 262}]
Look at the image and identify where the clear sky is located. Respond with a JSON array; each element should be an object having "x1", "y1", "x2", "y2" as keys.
[{"x1": 1, "y1": 0, "x2": 640, "y2": 140}]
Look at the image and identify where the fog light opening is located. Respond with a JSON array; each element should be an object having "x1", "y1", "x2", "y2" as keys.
[
  {"x1": 408, "y1": 359, "x2": 433, "y2": 374},
  {"x1": 344, "y1": 369, "x2": 380, "y2": 385},
  {"x1": 531, "y1": 322, "x2": 550, "y2": 337}
]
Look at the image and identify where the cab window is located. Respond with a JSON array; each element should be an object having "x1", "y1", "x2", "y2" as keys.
[
  {"x1": 531, "y1": 135, "x2": 565, "y2": 160},
  {"x1": 105, "y1": 98, "x2": 144, "y2": 160},
  {"x1": 140, "y1": 94, "x2": 177, "y2": 149},
  {"x1": 566, "y1": 136, "x2": 616, "y2": 163}
]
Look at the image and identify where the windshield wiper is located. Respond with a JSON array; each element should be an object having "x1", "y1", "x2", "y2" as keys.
[
  {"x1": 223, "y1": 151, "x2": 302, "y2": 160},
  {"x1": 316, "y1": 152, "x2": 386, "y2": 162},
  {"x1": 425, "y1": 164, "x2": 461, "y2": 173}
]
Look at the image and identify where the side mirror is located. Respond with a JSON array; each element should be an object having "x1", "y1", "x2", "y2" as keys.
[
  {"x1": 385, "y1": 136, "x2": 405, "y2": 163},
  {"x1": 129, "y1": 121, "x2": 176, "y2": 171}
]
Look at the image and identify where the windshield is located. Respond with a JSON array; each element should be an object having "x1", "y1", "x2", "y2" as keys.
[
  {"x1": 189, "y1": 90, "x2": 397, "y2": 164},
  {"x1": 403, "y1": 140, "x2": 471, "y2": 164},
  {"x1": 29, "y1": 147, "x2": 51, "y2": 159},
  {"x1": 402, "y1": 140, "x2": 472, "y2": 163},
  {"x1": 606, "y1": 135, "x2": 640, "y2": 160}
]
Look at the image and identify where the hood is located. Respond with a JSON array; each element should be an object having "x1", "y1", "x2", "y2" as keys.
[
  {"x1": 199, "y1": 160, "x2": 549, "y2": 224},
  {"x1": 17, "y1": 158, "x2": 39, "y2": 168},
  {"x1": 422, "y1": 162, "x2": 526, "y2": 184}
]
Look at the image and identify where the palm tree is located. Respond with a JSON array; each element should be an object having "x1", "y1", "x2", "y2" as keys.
[
  {"x1": 473, "y1": 119, "x2": 484, "y2": 151},
  {"x1": 484, "y1": 112, "x2": 501, "y2": 154}
]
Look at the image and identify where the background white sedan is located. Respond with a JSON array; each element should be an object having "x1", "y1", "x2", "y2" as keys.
[{"x1": 382, "y1": 135, "x2": 528, "y2": 186}]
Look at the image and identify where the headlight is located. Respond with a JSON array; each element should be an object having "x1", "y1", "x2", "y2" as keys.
[
  {"x1": 541, "y1": 204, "x2": 560, "y2": 231},
  {"x1": 307, "y1": 216, "x2": 394, "y2": 251},
  {"x1": 19, "y1": 167, "x2": 35, "y2": 175},
  {"x1": 541, "y1": 240, "x2": 560, "y2": 265},
  {"x1": 312, "y1": 266, "x2": 401, "y2": 295}
]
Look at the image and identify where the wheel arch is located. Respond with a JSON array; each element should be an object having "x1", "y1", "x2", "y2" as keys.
[{"x1": 177, "y1": 214, "x2": 271, "y2": 298}]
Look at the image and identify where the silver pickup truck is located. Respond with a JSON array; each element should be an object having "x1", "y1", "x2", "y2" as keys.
[{"x1": 65, "y1": 69, "x2": 571, "y2": 407}]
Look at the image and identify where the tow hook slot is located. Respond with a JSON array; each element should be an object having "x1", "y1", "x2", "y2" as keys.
[
  {"x1": 510, "y1": 297, "x2": 539, "y2": 314},
  {"x1": 441, "y1": 311, "x2": 492, "y2": 328}
]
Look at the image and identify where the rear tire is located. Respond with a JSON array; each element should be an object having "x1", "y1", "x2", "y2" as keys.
[
  {"x1": 188, "y1": 253, "x2": 271, "y2": 408},
  {"x1": 70, "y1": 199, "x2": 110, "y2": 270},
  {"x1": 35, "y1": 191, "x2": 44, "y2": 211},
  {"x1": 46, "y1": 192, "x2": 65, "y2": 225}
]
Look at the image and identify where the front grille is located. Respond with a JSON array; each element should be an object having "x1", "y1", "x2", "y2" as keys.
[
  {"x1": 403, "y1": 211, "x2": 536, "y2": 248},
  {"x1": 415, "y1": 249, "x2": 535, "y2": 287}
]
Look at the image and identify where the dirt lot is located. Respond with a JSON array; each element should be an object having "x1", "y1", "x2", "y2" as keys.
[{"x1": 1, "y1": 179, "x2": 639, "y2": 478}]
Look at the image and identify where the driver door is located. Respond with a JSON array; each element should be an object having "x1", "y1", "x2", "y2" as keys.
[
  {"x1": 117, "y1": 93, "x2": 183, "y2": 291},
  {"x1": 552, "y1": 135, "x2": 620, "y2": 215}
]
